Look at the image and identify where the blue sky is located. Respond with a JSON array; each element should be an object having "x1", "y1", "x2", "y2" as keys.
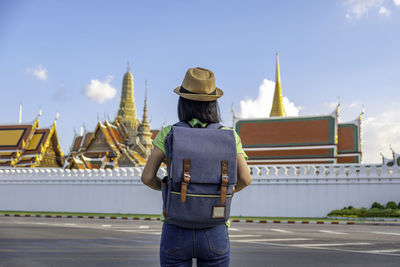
[{"x1": 1, "y1": 0, "x2": 399, "y2": 163}]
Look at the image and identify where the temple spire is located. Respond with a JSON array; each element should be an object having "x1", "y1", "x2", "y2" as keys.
[
  {"x1": 143, "y1": 81, "x2": 148, "y2": 123},
  {"x1": 269, "y1": 53, "x2": 286, "y2": 117},
  {"x1": 116, "y1": 64, "x2": 138, "y2": 138},
  {"x1": 137, "y1": 80, "x2": 153, "y2": 156}
]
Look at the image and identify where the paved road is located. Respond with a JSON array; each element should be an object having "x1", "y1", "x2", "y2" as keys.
[{"x1": 0, "y1": 217, "x2": 400, "y2": 266}]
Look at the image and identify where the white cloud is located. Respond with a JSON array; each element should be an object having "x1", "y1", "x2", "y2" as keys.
[
  {"x1": 361, "y1": 105, "x2": 400, "y2": 163},
  {"x1": 344, "y1": 0, "x2": 384, "y2": 19},
  {"x1": 394, "y1": 0, "x2": 400, "y2": 7},
  {"x1": 237, "y1": 78, "x2": 300, "y2": 118},
  {"x1": 84, "y1": 75, "x2": 117, "y2": 104},
  {"x1": 379, "y1": 6, "x2": 391, "y2": 15},
  {"x1": 27, "y1": 64, "x2": 47, "y2": 80},
  {"x1": 349, "y1": 101, "x2": 362, "y2": 108}
]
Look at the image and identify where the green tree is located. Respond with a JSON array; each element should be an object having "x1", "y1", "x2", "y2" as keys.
[
  {"x1": 371, "y1": 202, "x2": 384, "y2": 209},
  {"x1": 386, "y1": 201, "x2": 398, "y2": 209}
]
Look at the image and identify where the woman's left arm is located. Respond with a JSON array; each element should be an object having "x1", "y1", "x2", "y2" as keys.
[{"x1": 141, "y1": 147, "x2": 165, "y2": 191}]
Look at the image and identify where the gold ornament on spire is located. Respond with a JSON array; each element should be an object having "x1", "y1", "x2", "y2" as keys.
[{"x1": 269, "y1": 53, "x2": 286, "y2": 117}]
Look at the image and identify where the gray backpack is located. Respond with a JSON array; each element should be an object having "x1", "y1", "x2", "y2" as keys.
[{"x1": 163, "y1": 121, "x2": 237, "y2": 229}]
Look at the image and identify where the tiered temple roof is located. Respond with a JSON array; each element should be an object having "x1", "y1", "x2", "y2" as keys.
[
  {"x1": 234, "y1": 54, "x2": 362, "y2": 165},
  {"x1": 0, "y1": 113, "x2": 64, "y2": 168},
  {"x1": 64, "y1": 66, "x2": 156, "y2": 169}
]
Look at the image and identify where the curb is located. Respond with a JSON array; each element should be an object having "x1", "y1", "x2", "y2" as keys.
[
  {"x1": 230, "y1": 219, "x2": 356, "y2": 225},
  {"x1": 0, "y1": 213, "x2": 356, "y2": 225},
  {"x1": 0, "y1": 213, "x2": 160, "y2": 221},
  {"x1": 2, "y1": 213, "x2": 399, "y2": 226}
]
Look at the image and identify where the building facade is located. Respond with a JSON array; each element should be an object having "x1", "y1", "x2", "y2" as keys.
[{"x1": 234, "y1": 54, "x2": 362, "y2": 165}]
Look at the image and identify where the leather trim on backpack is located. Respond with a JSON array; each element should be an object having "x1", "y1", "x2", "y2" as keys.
[
  {"x1": 180, "y1": 159, "x2": 191, "y2": 203},
  {"x1": 220, "y1": 160, "x2": 229, "y2": 204}
]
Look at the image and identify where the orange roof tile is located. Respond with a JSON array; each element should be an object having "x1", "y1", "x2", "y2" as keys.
[{"x1": 71, "y1": 136, "x2": 83, "y2": 152}]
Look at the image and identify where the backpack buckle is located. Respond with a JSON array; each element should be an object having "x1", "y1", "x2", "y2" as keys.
[{"x1": 221, "y1": 176, "x2": 229, "y2": 187}]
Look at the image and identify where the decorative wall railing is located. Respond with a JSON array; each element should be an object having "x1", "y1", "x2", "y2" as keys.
[
  {"x1": 0, "y1": 165, "x2": 399, "y2": 217},
  {"x1": 1, "y1": 164, "x2": 399, "y2": 178}
]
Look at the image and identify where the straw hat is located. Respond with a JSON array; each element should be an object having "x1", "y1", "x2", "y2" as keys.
[{"x1": 173, "y1": 67, "x2": 224, "y2": 101}]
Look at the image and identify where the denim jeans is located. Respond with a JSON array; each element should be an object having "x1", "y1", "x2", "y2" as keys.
[{"x1": 159, "y1": 223, "x2": 230, "y2": 267}]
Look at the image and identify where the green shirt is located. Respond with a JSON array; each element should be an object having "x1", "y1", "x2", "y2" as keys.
[{"x1": 153, "y1": 118, "x2": 248, "y2": 160}]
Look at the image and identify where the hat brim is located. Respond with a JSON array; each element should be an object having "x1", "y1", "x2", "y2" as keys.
[{"x1": 173, "y1": 86, "x2": 224, "y2": 101}]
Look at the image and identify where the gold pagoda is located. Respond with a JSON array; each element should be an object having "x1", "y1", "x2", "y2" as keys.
[{"x1": 64, "y1": 66, "x2": 155, "y2": 169}]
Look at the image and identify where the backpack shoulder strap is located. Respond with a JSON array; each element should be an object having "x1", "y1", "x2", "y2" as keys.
[
  {"x1": 173, "y1": 121, "x2": 191, "y2": 128},
  {"x1": 206, "y1": 123, "x2": 223, "y2": 129}
]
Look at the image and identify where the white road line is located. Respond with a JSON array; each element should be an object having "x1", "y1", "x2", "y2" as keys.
[
  {"x1": 117, "y1": 229, "x2": 160, "y2": 232},
  {"x1": 270, "y1": 229, "x2": 293, "y2": 234},
  {"x1": 229, "y1": 235, "x2": 261, "y2": 238},
  {"x1": 371, "y1": 231, "x2": 400, "y2": 236},
  {"x1": 233, "y1": 238, "x2": 311, "y2": 243},
  {"x1": 292, "y1": 242, "x2": 371, "y2": 248},
  {"x1": 139, "y1": 225, "x2": 150, "y2": 229},
  {"x1": 63, "y1": 223, "x2": 77, "y2": 226},
  {"x1": 253, "y1": 241, "x2": 400, "y2": 257},
  {"x1": 319, "y1": 230, "x2": 346, "y2": 235},
  {"x1": 110, "y1": 226, "x2": 143, "y2": 229},
  {"x1": 117, "y1": 230, "x2": 161, "y2": 235},
  {"x1": 228, "y1": 228, "x2": 240, "y2": 231},
  {"x1": 138, "y1": 231, "x2": 161, "y2": 235},
  {"x1": 101, "y1": 224, "x2": 112, "y2": 228},
  {"x1": 362, "y1": 249, "x2": 400, "y2": 254}
]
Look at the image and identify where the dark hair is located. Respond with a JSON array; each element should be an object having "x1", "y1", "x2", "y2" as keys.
[{"x1": 178, "y1": 97, "x2": 221, "y2": 123}]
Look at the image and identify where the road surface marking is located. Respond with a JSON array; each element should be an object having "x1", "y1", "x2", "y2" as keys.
[
  {"x1": 292, "y1": 242, "x2": 371, "y2": 248},
  {"x1": 229, "y1": 234, "x2": 261, "y2": 238},
  {"x1": 63, "y1": 223, "x2": 77, "y2": 226},
  {"x1": 139, "y1": 225, "x2": 150, "y2": 229},
  {"x1": 101, "y1": 224, "x2": 112, "y2": 228},
  {"x1": 319, "y1": 230, "x2": 346, "y2": 235},
  {"x1": 371, "y1": 231, "x2": 400, "y2": 236},
  {"x1": 270, "y1": 229, "x2": 293, "y2": 234},
  {"x1": 117, "y1": 229, "x2": 161, "y2": 235},
  {"x1": 362, "y1": 249, "x2": 400, "y2": 254},
  {"x1": 228, "y1": 228, "x2": 240, "y2": 231},
  {"x1": 233, "y1": 238, "x2": 311, "y2": 243}
]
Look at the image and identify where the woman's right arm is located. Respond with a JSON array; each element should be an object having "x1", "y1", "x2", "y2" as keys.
[
  {"x1": 141, "y1": 147, "x2": 165, "y2": 191},
  {"x1": 235, "y1": 153, "x2": 251, "y2": 192}
]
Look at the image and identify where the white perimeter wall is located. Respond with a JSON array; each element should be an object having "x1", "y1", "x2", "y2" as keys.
[{"x1": 0, "y1": 165, "x2": 399, "y2": 217}]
